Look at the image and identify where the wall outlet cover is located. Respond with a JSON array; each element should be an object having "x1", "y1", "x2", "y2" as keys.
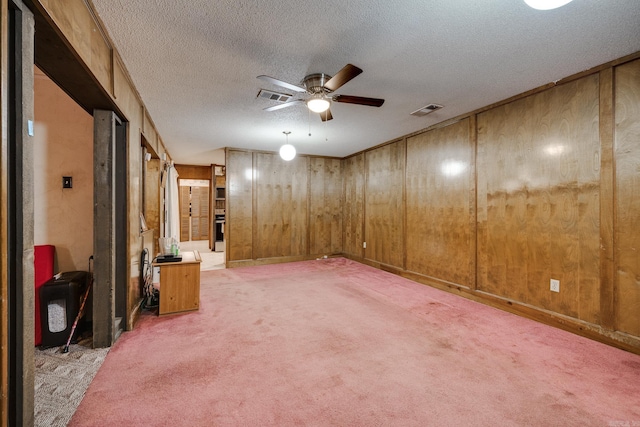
[{"x1": 550, "y1": 279, "x2": 560, "y2": 292}]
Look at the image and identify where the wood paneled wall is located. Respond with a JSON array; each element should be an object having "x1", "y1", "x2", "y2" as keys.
[
  {"x1": 227, "y1": 150, "x2": 254, "y2": 261},
  {"x1": 224, "y1": 55, "x2": 640, "y2": 351},
  {"x1": 255, "y1": 153, "x2": 309, "y2": 258},
  {"x1": 365, "y1": 140, "x2": 405, "y2": 267},
  {"x1": 226, "y1": 149, "x2": 342, "y2": 264},
  {"x1": 406, "y1": 118, "x2": 475, "y2": 287},
  {"x1": 309, "y1": 158, "x2": 343, "y2": 255},
  {"x1": 343, "y1": 154, "x2": 365, "y2": 257},
  {"x1": 615, "y1": 59, "x2": 640, "y2": 336},
  {"x1": 334, "y1": 57, "x2": 640, "y2": 351},
  {"x1": 477, "y1": 74, "x2": 601, "y2": 322}
]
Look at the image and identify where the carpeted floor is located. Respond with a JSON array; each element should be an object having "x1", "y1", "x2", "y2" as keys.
[
  {"x1": 35, "y1": 337, "x2": 109, "y2": 427},
  {"x1": 69, "y1": 258, "x2": 640, "y2": 426},
  {"x1": 34, "y1": 240, "x2": 221, "y2": 426}
]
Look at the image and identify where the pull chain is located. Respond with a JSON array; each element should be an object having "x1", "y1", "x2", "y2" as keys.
[{"x1": 325, "y1": 111, "x2": 328, "y2": 141}]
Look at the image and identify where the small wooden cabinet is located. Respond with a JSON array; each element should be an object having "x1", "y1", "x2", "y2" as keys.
[{"x1": 153, "y1": 250, "x2": 201, "y2": 315}]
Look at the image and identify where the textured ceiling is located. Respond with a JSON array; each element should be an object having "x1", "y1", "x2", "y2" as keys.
[{"x1": 90, "y1": 0, "x2": 640, "y2": 164}]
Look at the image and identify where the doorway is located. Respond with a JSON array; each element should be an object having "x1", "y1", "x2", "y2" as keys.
[
  {"x1": 179, "y1": 179, "x2": 210, "y2": 242},
  {"x1": 178, "y1": 179, "x2": 225, "y2": 270}
]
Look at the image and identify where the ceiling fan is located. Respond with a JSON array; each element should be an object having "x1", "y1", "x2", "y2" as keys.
[{"x1": 257, "y1": 64, "x2": 384, "y2": 121}]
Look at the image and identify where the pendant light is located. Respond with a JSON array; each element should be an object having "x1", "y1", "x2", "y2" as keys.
[
  {"x1": 524, "y1": 0, "x2": 574, "y2": 10},
  {"x1": 279, "y1": 131, "x2": 296, "y2": 161}
]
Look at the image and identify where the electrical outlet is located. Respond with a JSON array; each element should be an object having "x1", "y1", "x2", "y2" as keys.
[
  {"x1": 550, "y1": 279, "x2": 560, "y2": 293},
  {"x1": 363, "y1": 242, "x2": 367, "y2": 249}
]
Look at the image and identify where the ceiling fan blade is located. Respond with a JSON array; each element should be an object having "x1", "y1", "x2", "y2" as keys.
[
  {"x1": 263, "y1": 100, "x2": 304, "y2": 111},
  {"x1": 320, "y1": 108, "x2": 333, "y2": 122},
  {"x1": 333, "y1": 95, "x2": 384, "y2": 107},
  {"x1": 324, "y1": 64, "x2": 363, "y2": 92},
  {"x1": 257, "y1": 75, "x2": 306, "y2": 93}
]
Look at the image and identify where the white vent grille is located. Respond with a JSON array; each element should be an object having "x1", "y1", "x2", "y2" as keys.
[
  {"x1": 410, "y1": 104, "x2": 443, "y2": 117},
  {"x1": 257, "y1": 89, "x2": 292, "y2": 103}
]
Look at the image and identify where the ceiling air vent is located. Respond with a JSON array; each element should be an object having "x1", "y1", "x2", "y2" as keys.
[
  {"x1": 410, "y1": 103, "x2": 443, "y2": 117},
  {"x1": 257, "y1": 89, "x2": 292, "y2": 103}
]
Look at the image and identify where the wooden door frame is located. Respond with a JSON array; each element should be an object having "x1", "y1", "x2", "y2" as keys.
[
  {"x1": 3, "y1": 1, "x2": 35, "y2": 425},
  {"x1": 93, "y1": 110, "x2": 127, "y2": 347}
]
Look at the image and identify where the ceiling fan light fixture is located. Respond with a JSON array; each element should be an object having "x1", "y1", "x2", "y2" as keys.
[
  {"x1": 307, "y1": 96, "x2": 331, "y2": 113},
  {"x1": 524, "y1": 0, "x2": 574, "y2": 10}
]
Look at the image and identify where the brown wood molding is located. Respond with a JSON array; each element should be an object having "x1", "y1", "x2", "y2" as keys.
[
  {"x1": 226, "y1": 254, "x2": 335, "y2": 269},
  {"x1": 1, "y1": 0, "x2": 8, "y2": 422}
]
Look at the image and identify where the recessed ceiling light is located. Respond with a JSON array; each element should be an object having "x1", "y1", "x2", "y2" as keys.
[{"x1": 524, "y1": 0, "x2": 574, "y2": 10}]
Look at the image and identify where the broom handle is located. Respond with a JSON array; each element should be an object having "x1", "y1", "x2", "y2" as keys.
[{"x1": 62, "y1": 257, "x2": 93, "y2": 353}]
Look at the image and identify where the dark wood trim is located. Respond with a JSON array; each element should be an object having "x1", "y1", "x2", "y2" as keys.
[
  {"x1": 6, "y1": 2, "x2": 35, "y2": 425},
  {"x1": 24, "y1": 0, "x2": 121, "y2": 117},
  {"x1": 93, "y1": 109, "x2": 122, "y2": 347},
  {"x1": 227, "y1": 253, "x2": 332, "y2": 268},
  {"x1": 115, "y1": 119, "x2": 128, "y2": 333},
  {"x1": 7, "y1": 7, "x2": 24, "y2": 422},
  {"x1": 0, "y1": 0, "x2": 8, "y2": 422}
]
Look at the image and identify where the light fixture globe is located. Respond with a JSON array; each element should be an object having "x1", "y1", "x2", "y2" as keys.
[
  {"x1": 279, "y1": 144, "x2": 296, "y2": 161},
  {"x1": 306, "y1": 96, "x2": 330, "y2": 113},
  {"x1": 524, "y1": 0, "x2": 574, "y2": 10}
]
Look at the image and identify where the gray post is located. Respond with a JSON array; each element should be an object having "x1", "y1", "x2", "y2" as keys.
[{"x1": 93, "y1": 109, "x2": 116, "y2": 348}]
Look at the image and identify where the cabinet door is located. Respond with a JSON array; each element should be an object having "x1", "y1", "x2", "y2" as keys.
[
  {"x1": 180, "y1": 186, "x2": 190, "y2": 242},
  {"x1": 199, "y1": 187, "x2": 209, "y2": 240},
  {"x1": 191, "y1": 187, "x2": 201, "y2": 239},
  {"x1": 159, "y1": 263, "x2": 200, "y2": 315},
  {"x1": 189, "y1": 186, "x2": 209, "y2": 241}
]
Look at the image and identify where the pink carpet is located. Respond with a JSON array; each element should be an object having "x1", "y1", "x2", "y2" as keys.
[{"x1": 69, "y1": 258, "x2": 640, "y2": 426}]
